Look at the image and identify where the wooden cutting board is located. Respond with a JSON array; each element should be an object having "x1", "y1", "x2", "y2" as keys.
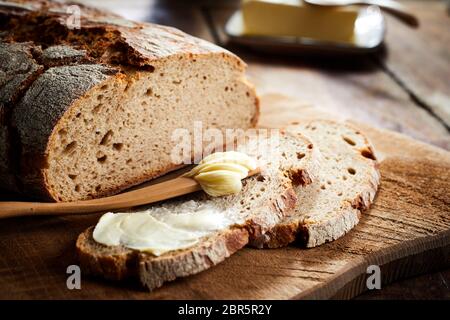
[{"x1": 0, "y1": 95, "x2": 449, "y2": 299}]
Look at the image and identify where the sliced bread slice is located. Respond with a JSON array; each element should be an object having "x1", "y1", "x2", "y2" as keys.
[
  {"x1": 76, "y1": 130, "x2": 321, "y2": 290},
  {"x1": 252, "y1": 120, "x2": 380, "y2": 248}
]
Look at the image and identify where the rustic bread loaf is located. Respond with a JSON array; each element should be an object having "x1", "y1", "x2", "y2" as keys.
[
  {"x1": 0, "y1": 0, "x2": 259, "y2": 201},
  {"x1": 0, "y1": 41, "x2": 43, "y2": 191},
  {"x1": 251, "y1": 120, "x2": 380, "y2": 248},
  {"x1": 76, "y1": 130, "x2": 321, "y2": 290}
]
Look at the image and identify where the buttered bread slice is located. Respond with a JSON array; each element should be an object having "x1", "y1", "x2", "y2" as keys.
[
  {"x1": 77, "y1": 130, "x2": 320, "y2": 290},
  {"x1": 253, "y1": 120, "x2": 380, "y2": 248}
]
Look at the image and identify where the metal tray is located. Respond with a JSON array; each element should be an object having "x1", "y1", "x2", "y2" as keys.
[{"x1": 225, "y1": 5, "x2": 386, "y2": 54}]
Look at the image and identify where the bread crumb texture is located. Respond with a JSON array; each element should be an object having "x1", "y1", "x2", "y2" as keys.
[
  {"x1": 77, "y1": 130, "x2": 320, "y2": 290},
  {"x1": 254, "y1": 120, "x2": 380, "y2": 248},
  {"x1": 0, "y1": 0, "x2": 259, "y2": 201}
]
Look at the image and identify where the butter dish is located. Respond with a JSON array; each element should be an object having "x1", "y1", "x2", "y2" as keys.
[{"x1": 225, "y1": 3, "x2": 386, "y2": 54}]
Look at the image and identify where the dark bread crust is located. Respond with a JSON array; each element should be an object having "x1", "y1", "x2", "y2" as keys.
[
  {"x1": 77, "y1": 226, "x2": 139, "y2": 281},
  {"x1": 1, "y1": 0, "x2": 245, "y2": 68},
  {"x1": 257, "y1": 120, "x2": 380, "y2": 249},
  {"x1": 0, "y1": 41, "x2": 43, "y2": 191},
  {"x1": 245, "y1": 187, "x2": 297, "y2": 241},
  {"x1": 138, "y1": 228, "x2": 249, "y2": 290},
  {"x1": 77, "y1": 226, "x2": 250, "y2": 290},
  {"x1": 38, "y1": 45, "x2": 93, "y2": 67},
  {"x1": 13, "y1": 64, "x2": 120, "y2": 200},
  {"x1": 76, "y1": 187, "x2": 299, "y2": 291}
]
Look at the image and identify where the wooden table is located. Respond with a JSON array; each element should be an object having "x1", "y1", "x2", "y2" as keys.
[{"x1": 14, "y1": 0, "x2": 450, "y2": 299}]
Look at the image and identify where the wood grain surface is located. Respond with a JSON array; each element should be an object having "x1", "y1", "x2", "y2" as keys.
[
  {"x1": 205, "y1": 0, "x2": 450, "y2": 150},
  {"x1": 0, "y1": 95, "x2": 448, "y2": 299},
  {"x1": 378, "y1": 1, "x2": 450, "y2": 128}
]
